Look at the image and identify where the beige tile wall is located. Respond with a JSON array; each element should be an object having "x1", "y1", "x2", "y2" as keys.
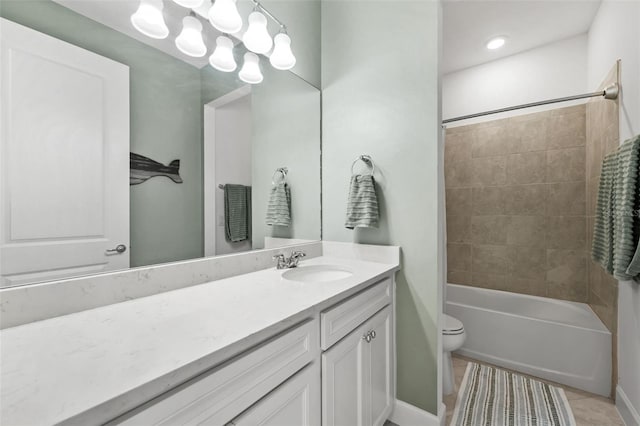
[
  {"x1": 586, "y1": 63, "x2": 620, "y2": 397},
  {"x1": 445, "y1": 104, "x2": 589, "y2": 302},
  {"x1": 586, "y1": 64, "x2": 620, "y2": 333}
]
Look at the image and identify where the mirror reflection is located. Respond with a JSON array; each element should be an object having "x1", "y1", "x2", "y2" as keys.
[{"x1": 0, "y1": 0, "x2": 321, "y2": 288}]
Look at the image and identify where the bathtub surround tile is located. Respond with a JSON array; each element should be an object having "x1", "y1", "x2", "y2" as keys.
[
  {"x1": 507, "y1": 246, "x2": 546, "y2": 280},
  {"x1": 546, "y1": 110, "x2": 586, "y2": 150},
  {"x1": 504, "y1": 184, "x2": 546, "y2": 215},
  {"x1": 545, "y1": 216, "x2": 586, "y2": 250},
  {"x1": 446, "y1": 187, "x2": 472, "y2": 217},
  {"x1": 507, "y1": 152, "x2": 546, "y2": 184},
  {"x1": 472, "y1": 244, "x2": 509, "y2": 274},
  {"x1": 444, "y1": 131, "x2": 473, "y2": 164},
  {"x1": 447, "y1": 215, "x2": 471, "y2": 243},
  {"x1": 447, "y1": 270, "x2": 472, "y2": 286},
  {"x1": 471, "y1": 272, "x2": 506, "y2": 290},
  {"x1": 471, "y1": 186, "x2": 506, "y2": 215},
  {"x1": 447, "y1": 243, "x2": 472, "y2": 272},
  {"x1": 546, "y1": 249, "x2": 588, "y2": 301},
  {"x1": 471, "y1": 216, "x2": 509, "y2": 245},
  {"x1": 546, "y1": 147, "x2": 586, "y2": 183},
  {"x1": 508, "y1": 115, "x2": 548, "y2": 153},
  {"x1": 472, "y1": 126, "x2": 510, "y2": 158},
  {"x1": 502, "y1": 276, "x2": 547, "y2": 296},
  {"x1": 445, "y1": 159, "x2": 473, "y2": 188},
  {"x1": 446, "y1": 104, "x2": 589, "y2": 304},
  {"x1": 546, "y1": 181, "x2": 586, "y2": 216},
  {"x1": 507, "y1": 216, "x2": 546, "y2": 247},
  {"x1": 471, "y1": 156, "x2": 507, "y2": 187}
]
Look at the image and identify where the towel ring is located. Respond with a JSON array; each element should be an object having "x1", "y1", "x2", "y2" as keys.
[
  {"x1": 272, "y1": 167, "x2": 288, "y2": 185},
  {"x1": 351, "y1": 155, "x2": 375, "y2": 176}
]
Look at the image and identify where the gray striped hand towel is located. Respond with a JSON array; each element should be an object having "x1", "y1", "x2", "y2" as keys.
[
  {"x1": 345, "y1": 174, "x2": 379, "y2": 229},
  {"x1": 224, "y1": 184, "x2": 251, "y2": 242},
  {"x1": 266, "y1": 182, "x2": 291, "y2": 226},
  {"x1": 592, "y1": 134, "x2": 640, "y2": 281}
]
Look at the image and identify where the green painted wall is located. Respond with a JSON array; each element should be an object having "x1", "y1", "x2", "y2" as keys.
[
  {"x1": 0, "y1": 0, "x2": 206, "y2": 267},
  {"x1": 321, "y1": 0, "x2": 442, "y2": 414}
]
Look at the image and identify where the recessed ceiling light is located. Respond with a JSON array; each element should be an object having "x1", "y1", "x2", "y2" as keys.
[{"x1": 486, "y1": 37, "x2": 506, "y2": 50}]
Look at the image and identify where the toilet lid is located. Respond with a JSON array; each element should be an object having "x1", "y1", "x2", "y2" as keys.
[{"x1": 443, "y1": 314, "x2": 464, "y2": 335}]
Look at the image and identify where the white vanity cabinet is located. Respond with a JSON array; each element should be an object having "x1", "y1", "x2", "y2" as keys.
[
  {"x1": 320, "y1": 278, "x2": 394, "y2": 426},
  {"x1": 111, "y1": 319, "x2": 319, "y2": 426},
  {"x1": 107, "y1": 274, "x2": 395, "y2": 426},
  {"x1": 229, "y1": 363, "x2": 321, "y2": 426}
]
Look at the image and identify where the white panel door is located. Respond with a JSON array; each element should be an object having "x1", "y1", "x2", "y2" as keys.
[
  {"x1": 322, "y1": 321, "x2": 367, "y2": 426},
  {"x1": 0, "y1": 18, "x2": 129, "y2": 287},
  {"x1": 231, "y1": 363, "x2": 320, "y2": 426}
]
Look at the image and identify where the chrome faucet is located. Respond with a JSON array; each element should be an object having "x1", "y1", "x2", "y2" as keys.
[{"x1": 273, "y1": 251, "x2": 307, "y2": 269}]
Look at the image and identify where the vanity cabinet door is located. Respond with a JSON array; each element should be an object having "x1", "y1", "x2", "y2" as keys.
[
  {"x1": 367, "y1": 306, "x2": 393, "y2": 426},
  {"x1": 321, "y1": 323, "x2": 368, "y2": 426},
  {"x1": 321, "y1": 306, "x2": 393, "y2": 426},
  {"x1": 230, "y1": 363, "x2": 320, "y2": 426}
]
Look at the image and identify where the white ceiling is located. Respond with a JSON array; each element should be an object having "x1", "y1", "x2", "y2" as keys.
[{"x1": 442, "y1": 0, "x2": 602, "y2": 74}]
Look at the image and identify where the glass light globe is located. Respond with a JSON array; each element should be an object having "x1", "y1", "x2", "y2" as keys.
[
  {"x1": 173, "y1": 0, "x2": 204, "y2": 8},
  {"x1": 239, "y1": 52, "x2": 263, "y2": 84},
  {"x1": 243, "y1": 11, "x2": 272, "y2": 54},
  {"x1": 175, "y1": 16, "x2": 207, "y2": 57},
  {"x1": 208, "y1": 0, "x2": 242, "y2": 34},
  {"x1": 269, "y1": 33, "x2": 296, "y2": 70},
  {"x1": 209, "y1": 36, "x2": 237, "y2": 72},
  {"x1": 131, "y1": 0, "x2": 169, "y2": 39}
]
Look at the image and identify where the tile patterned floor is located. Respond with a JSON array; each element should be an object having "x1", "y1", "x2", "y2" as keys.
[{"x1": 444, "y1": 355, "x2": 625, "y2": 426}]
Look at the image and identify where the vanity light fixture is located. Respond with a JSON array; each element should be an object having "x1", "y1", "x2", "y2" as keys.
[
  {"x1": 175, "y1": 14, "x2": 207, "y2": 57},
  {"x1": 172, "y1": 0, "x2": 204, "y2": 8},
  {"x1": 209, "y1": 35, "x2": 237, "y2": 72},
  {"x1": 243, "y1": 11, "x2": 273, "y2": 54},
  {"x1": 131, "y1": 0, "x2": 169, "y2": 39},
  {"x1": 269, "y1": 31, "x2": 296, "y2": 70},
  {"x1": 486, "y1": 36, "x2": 506, "y2": 50},
  {"x1": 238, "y1": 52, "x2": 263, "y2": 84},
  {"x1": 208, "y1": 0, "x2": 242, "y2": 34}
]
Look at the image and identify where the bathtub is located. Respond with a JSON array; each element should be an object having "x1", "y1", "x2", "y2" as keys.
[{"x1": 446, "y1": 283, "x2": 612, "y2": 397}]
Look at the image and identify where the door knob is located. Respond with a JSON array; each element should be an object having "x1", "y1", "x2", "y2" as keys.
[{"x1": 106, "y1": 244, "x2": 127, "y2": 254}]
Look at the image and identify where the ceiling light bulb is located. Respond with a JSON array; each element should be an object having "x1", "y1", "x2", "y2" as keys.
[
  {"x1": 209, "y1": 36, "x2": 237, "y2": 72},
  {"x1": 486, "y1": 37, "x2": 506, "y2": 50},
  {"x1": 175, "y1": 16, "x2": 207, "y2": 57},
  {"x1": 239, "y1": 52, "x2": 263, "y2": 84},
  {"x1": 269, "y1": 32, "x2": 296, "y2": 70},
  {"x1": 208, "y1": 0, "x2": 242, "y2": 34},
  {"x1": 131, "y1": 0, "x2": 169, "y2": 39},
  {"x1": 173, "y1": 0, "x2": 204, "y2": 8},
  {"x1": 243, "y1": 11, "x2": 272, "y2": 54}
]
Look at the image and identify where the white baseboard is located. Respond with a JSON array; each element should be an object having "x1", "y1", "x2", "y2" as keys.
[
  {"x1": 388, "y1": 399, "x2": 445, "y2": 426},
  {"x1": 616, "y1": 385, "x2": 640, "y2": 426}
]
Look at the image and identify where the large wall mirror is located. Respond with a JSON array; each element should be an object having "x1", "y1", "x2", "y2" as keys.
[{"x1": 0, "y1": 0, "x2": 321, "y2": 288}]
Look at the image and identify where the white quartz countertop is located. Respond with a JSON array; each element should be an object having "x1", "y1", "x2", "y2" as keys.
[{"x1": 0, "y1": 256, "x2": 398, "y2": 425}]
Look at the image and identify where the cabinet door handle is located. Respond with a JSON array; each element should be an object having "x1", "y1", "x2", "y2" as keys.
[
  {"x1": 370, "y1": 330, "x2": 376, "y2": 339},
  {"x1": 363, "y1": 333, "x2": 372, "y2": 343}
]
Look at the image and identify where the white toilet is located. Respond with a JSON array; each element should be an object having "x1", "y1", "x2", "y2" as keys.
[{"x1": 443, "y1": 314, "x2": 466, "y2": 395}]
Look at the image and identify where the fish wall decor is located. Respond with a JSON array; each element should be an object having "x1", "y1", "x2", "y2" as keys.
[{"x1": 130, "y1": 153, "x2": 183, "y2": 185}]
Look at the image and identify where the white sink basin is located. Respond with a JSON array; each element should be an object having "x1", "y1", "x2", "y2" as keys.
[{"x1": 282, "y1": 265, "x2": 354, "y2": 283}]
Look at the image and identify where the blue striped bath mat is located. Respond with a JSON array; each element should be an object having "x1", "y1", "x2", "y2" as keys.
[{"x1": 451, "y1": 362, "x2": 576, "y2": 426}]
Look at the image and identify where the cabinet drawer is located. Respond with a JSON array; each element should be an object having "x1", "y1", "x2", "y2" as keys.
[
  {"x1": 114, "y1": 319, "x2": 318, "y2": 426},
  {"x1": 320, "y1": 277, "x2": 391, "y2": 350},
  {"x1": 230, "y1": 362, "x2": 320, "y2": 426}
]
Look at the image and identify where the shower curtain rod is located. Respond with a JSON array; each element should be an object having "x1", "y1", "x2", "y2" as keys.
[{"x1": 442, "y1": 83, "x2": 619, "y2": 125}]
